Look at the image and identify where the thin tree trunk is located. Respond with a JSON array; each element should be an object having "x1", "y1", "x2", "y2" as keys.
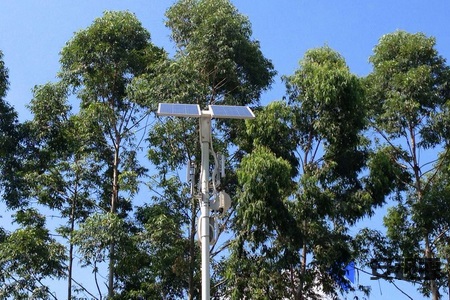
[
  {"x1": 108, "y1": 139, "x2": 120, "y2": 299},
  {"x1": 411, "y1": 127, "x2": 439, "y2": 300},
  {"x1": 68, "y1": 169, "x2": 80, "y2": 300},
  {"x1": 68, "y1": 201, "x2": 75, "y2": 300},
  {"x1": 425, "y1": 237, "x2": 439, "y2": 300},
  {"x1": 296, "y1": 220, "x2": 308, "y2": 300}
]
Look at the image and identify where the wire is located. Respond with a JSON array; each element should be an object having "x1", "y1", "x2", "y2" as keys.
[{"x1": 210, "y1": 124, "x2": 219, "y2": 194}]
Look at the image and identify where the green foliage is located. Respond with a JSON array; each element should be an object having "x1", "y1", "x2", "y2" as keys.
[
  {"x1": 73, "y1": 213, "x2": 129, "y2": 266},
  {"x1": 363, "y1": 146, "x2": 411, "y2": 207},
  {"x1": 0, "y1": 52, "x2": 71, "y2": 299},
  {"x1": 285, "y1": 46, "x2": 370, "y2": 220},
  {"x1": 4, "y1": 6, "x2": 450, "y2": 300},
  {"x1": 0, "y1": 50, "x2": 8, "y2": 99},
  {"x1": 0, "y1": 51, "x2": 25, "y2": 209},
  {"x1": 144, "y1": 0, "x2": 277, "y2": 192},
  {"x1": 147, "y1": 118, "x2": 200, "y2": 172},
  {"x1": 114, "y1": 176, "x2": 199, "y2": 299},
  {"x1": 383, "y1": 201, "x2": 421, "y2": 257},
  {"x1": 60, "y1": 11, "x2": 155, "y2": 94},
  {"x1": 284, "y1": 47, "x2": 370, "y2": 228},
  {"x1": 59, "y1": 10, "x2": 164, "y2": 154},
  {"x1": 354, "y1": 227, "x2": 398, "y2": 269},
  {"x1": 416, "y1": 161, "x2": 450, "y2": 231},
  {"x1": 165, "y1": 0, "x2": 275, "y2": 105},
  {"x1": 0, "y1": 11, "x2": 165, "y2": 299},
  {"x1": 361, "y1": 31, "x2": 450, "y2": 299},
  {"x1": 285, "y1": 46, "x2": 365, "y2": 152},
  {"x1": 226, "y1": 146, "x2": 302, "y2": 299},
  {"x1": 0, "y1": 209, "x2": 66, "y2": 299},
  {"x1": 29, "y1": 82, "x2": 70, "y2": 144},
  {"x1": 236, "y1": 145, "x2": 294, "y2": 239},
  {"x1": 226, "y1": 239, "x2": 296, "y2": 300},
  {"x1": 366, "y1": 31, "x2": 450, "y2": 142},
  {"x1": 23, "y1": 83, "x2": 102, "y2": 212},
  {"x1": 239, "y1": 101, "x2": 300, "y2": 177},
  {"x1": 226, "y1": 46, "x2": 373, "y2": 299},
  {"x1": 140, "y1": 3, "x2": 276, "y2": 297}
]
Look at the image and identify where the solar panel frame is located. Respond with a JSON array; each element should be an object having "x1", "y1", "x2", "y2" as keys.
[
  {"x1": 209, "y1": 105, "x2": 255, "y2": 119},
  {"x1": 157, "y1": 103, "x2": 201, "y2": 117}
]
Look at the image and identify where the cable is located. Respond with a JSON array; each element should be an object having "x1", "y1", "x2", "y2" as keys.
[{"x1": 210, "y1": 125, "x2": 219, "y2": 194}]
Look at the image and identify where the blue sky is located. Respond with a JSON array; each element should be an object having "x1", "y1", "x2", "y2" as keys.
[{"x1": 1, "y1": 0, "x2": 450, "y2": 299}]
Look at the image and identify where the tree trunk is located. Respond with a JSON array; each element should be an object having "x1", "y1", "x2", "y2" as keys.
[
  {"x1": 425, "y1": 240, "x2": 439, "y2": 300},
  {"x1": 296, "y1": 220, "x2": 308, "y2": 300},
  {"x1": 68, "y1": 201, "x2": 75, "y2": 300},
  {"x1": 412, "y1": 129, "x2": 439, "y2": 300},
  {"x1": 68, "y1": 171, "x2": 80, "y2": 300},
  {"x1": 108, "y1": 138, "x2": 120, "y2": 299}
]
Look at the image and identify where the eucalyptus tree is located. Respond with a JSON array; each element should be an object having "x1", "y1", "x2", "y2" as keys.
[
  {"x1": 0, "y1": 209, "x2": 67, "y2": 300},
  {"x1": 360, "y1": 31, "x2": 450, "y2": 299},
  {"x1": 137, "y1": 0, "x2": 275, "y2": 298},
  {"x1": 423, "y1": 152, "x2": 450, "y2": 295},
  {"x1": 112, "y1": 177, "x2": 195, "y2": 299},
  {"x1": 24, "y1": 81, "x2": 110, "y2": 299},
  {"x1": 226, "y1": 141, "x2": 297, "y2": 300},
  {"x1": 58, "y1": 11, "x2": 164, "y2": 298},
  {"x1": 0, "y1": 50, "x2": 24, "y2": 209},
  {"x1": 284, "y1": 47, "x2": 367, "y2": 299},
  {"x1": 227, "y1": 46, "x2": 381, "y2": 299},
  {"x1": 0, "y1": 52, "x2": 67, "y2": 299}
]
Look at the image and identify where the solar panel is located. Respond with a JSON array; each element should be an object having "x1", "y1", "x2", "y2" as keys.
[
  {"x1": 209, "y1": 105, "x2": 255, "y2": 119},
  {"x1": 157, "y1": 103, "x2": 201, "y2": 117}
]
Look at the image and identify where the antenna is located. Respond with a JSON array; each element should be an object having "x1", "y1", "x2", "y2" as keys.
[
  {"x1": 187, "y1": 160, "x2": 196, "y2": 195},
  {"x1": 218, "y1": 153, "x2": 225, "y2": 178}
]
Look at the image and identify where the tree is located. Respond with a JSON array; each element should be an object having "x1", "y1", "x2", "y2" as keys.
[
  {"x1": 115, "y1": 177, "x2": 197, "y2": 299},
  {"x1": 227, "y1": 144, "x2": 297, "y2": 300},
  {"x1": 0, "y1": 209, "x2": 66, "y2": 299},
  {"x1": 227, "y1": 46, "x2": 376, "y2": 299},
  {"x1": 133, "y1": 0, "x2": 276, "y2": 298},
  {"x1": 0, "y1": 51, "x2": 67, "y2": 299},
  {"x1": 0, "y1": 50, "x2": 25, "y2": 210},
  {"x1": 361, "y1": 31, "x2": 450, "y2": 299},
  {"x1": 58, "y1": 11, "x2": 163, "y2": 298},
  {"x1": 287, "y1": 47, "x2": 369, "y2": 299},
  {"x1": 164, "y1": 0, "x2": 275, "y2": 106},
  {"x1": 24, "y1": 81, "x2": 108, "y2": 299}
]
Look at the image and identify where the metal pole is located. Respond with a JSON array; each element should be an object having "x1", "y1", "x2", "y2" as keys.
[
  {"x1": 200, "y1": 115, "x2": 211, "y2": 300},
  {"x1": 156, "y1": 103, "x2": 254, "y2": 300}
]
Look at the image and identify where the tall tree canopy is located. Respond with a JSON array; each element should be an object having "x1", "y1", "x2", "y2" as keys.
[
  {"x1": 57, "y1": 11, "x2": 163, "y2": 298},
  {"x1": 23, "y1": 81, "x2": 109, "y2": 299},
  {"x1": 359, "y1": 30, "x2": 450, "y2": 299},
  {"x1": 164, "y1": 0, "x2": 275, "y2": 106},
  {"x1": 0, "y1": 51, "x2": 24, "y2": 209},
  {"x1": 0, "y1": 51, "x2": 68, "y2": 299},
  {"x1": 226, "y1": 46, "x2": 376, "y2": 300}
]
